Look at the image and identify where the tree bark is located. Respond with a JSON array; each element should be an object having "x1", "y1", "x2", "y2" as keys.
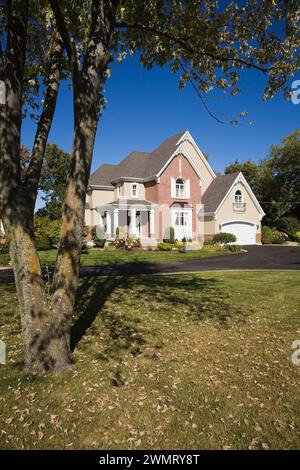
[
  {"x1": 0, "y1": 3, "x2": 69, "y2": 374},
  {"x1": 49, "y1": 0, "x2": 119, "y2": 364}
]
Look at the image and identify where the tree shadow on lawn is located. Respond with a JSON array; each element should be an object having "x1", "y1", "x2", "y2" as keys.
[{"x1": 71, "y1": 273, "x2": 245, "y2": 384}]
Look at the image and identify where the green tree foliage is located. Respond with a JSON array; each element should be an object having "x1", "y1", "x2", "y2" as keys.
[
  {"x1": 225, "y1": 130, "x2": 300, "y2": 227},
  {"x1": 261, "y1": 131, "x2": 300, "y2": 222},
  {"x1": 225, "y1": 160, "x2": 260, "y2": 191},
  {"x1": 34, "y1": 215, "x2": 61, "y2": 250},
  {"x1": 38, "y1": 144, "x2": 70, "y2": 219}
]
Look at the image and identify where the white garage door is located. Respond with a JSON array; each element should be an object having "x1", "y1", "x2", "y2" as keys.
[{"x1": 221, "y1": 221, "x2": 256, "y2": 245}]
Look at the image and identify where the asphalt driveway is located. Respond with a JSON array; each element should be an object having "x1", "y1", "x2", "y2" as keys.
[{"x1": 0, "y1": 245, "x2": 299, "y2": 283}]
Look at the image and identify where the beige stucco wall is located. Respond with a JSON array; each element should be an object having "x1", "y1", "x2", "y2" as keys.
[
  {"x1": 215, "y1": 181, "x2": 263, "y2": 233},
  {"x1": 204, "y1": 216, "x2": 216, "y2": 237},
  {"x1": 121, "y1": 182, "x2": 146, "y2": 200},
  {"x1": 85, "y1": 188, "x2": 114, "y2": 227},
  {"x1": 182, "y1": 140, "x2": 215, "y2": 194}
]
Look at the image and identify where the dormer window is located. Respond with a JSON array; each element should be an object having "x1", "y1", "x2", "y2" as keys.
[
  {"x1": 235, "y1": 190, "x2": 242, "y2": 206},
  {"x1": 131, "y1": 183, "x2": 138, "y2": 198},
  {"x1": 233, "y1": 189, "x2": 246, "y2": 211},
  {"x1": 176, "y1": 178, "x2": 185, "y2": 198}
]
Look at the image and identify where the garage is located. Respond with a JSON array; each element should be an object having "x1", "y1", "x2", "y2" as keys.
[{"x1": 221, "y1": 221, "x2": 256, "y2": 245}]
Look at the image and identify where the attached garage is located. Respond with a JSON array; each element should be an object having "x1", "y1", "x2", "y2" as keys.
[{"x1": 221, "y1": 221, "x2": 256, "y2": 245}]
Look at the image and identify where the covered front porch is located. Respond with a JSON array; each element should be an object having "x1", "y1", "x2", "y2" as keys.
[{"x1": 96, "y1": 199, "x2": 157, "y2": 245}]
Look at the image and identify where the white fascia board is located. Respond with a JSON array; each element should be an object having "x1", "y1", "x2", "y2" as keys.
[
  {"x1": 156, "y1": 144, "x2": 205, "y2": 183},
  {"x1": 176, "y1": 130, "x2": 216, "y2": 179},
  {"x1": 110, "y1": 177, "x2": 144, "y2": 184},
  {"x1": 215, "y1": 172, "x2": 266, "y2": 216},
  {"x1": 89, "y1": 184, "x2": 114, "y2": 190}
]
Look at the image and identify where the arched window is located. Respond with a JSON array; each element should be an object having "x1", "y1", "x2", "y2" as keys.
[
  {"x1": 235, "y1": 190, "x2": 243, "y2": 207},
  {"x1": 176, "y1": 178, "x2": 185, "y2": 198}
]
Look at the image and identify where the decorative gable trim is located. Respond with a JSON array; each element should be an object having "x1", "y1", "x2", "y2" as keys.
[
  {"x1": 156, "y1": 144, "x2": 205, "y2": 183},
  {"x1": 176, "y1": 130, "x2": 216, "y2": 179},
  {"x1": 215, "y1": 172, "x2": 265, "y2": 217}
]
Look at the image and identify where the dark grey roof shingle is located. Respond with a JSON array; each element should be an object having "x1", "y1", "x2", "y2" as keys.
[
  {"x1": 202, "y1": 172, "x2": 239, "y2": 213},
  {"x1": 90, "y1": 131, "x2": 186, "y2": 185},
  {"x1": 89, "y1": 164, "x2": 119, "y2": 188}
]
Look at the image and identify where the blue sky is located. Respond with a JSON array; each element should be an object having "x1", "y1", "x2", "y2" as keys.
[{"x1": 21, "y1": 54, "x2": 299, "y2": 209}]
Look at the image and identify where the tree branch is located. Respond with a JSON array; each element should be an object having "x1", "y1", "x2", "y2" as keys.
[
  {"x1": 179, "y1": 60, "x2": 224, "y2": 124},
  {"x1": 48, "y1": 0, "x2": 78, "y2": 82},
  {"x1": 114, "y1": 21, "x2": 272, "y2": 73},
  {"x1": 25, "y1": 32, "x2": 63, "y2": 208}
]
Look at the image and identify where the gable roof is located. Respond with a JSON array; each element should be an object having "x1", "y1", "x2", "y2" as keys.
[
  {"x1": 202, "y1": 172, "x2": 240, "y2": 213},
  {"x1": 90, "y1": 131, "x2": 187, "y2": 186},
  {"x1": 202, "y1": 171, "x2": 265, "y2": 215}
]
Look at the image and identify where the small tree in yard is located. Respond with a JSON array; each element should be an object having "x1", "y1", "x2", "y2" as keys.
[{"x1": 0, "y1": 0, "x2": 299, "y2": 374}]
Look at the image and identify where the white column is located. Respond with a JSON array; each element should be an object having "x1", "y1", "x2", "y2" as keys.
[
  {"x1": 113, "y1": 208, "x2": 119, "y2": 237},
  {"x1": 106, "y1": 211, "x2": 111, "y2": 238},
  {"x1": 97, "y1": 210, "x2": 103, "y2": 228},
  {"x1": 149, "y1": 209, "x2": 155, "y2": 237},
  {"x1": 129, "y1": 208, "x2": 136, "y2": 236}
]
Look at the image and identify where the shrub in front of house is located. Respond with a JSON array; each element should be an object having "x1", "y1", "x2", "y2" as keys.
[
  {"x1": 271, "y1": 236, "x2": 285, "y2": 244},
  {"x1": 113, "y1": 236, "x2": 141, "y2": 250},
  {"x1": 163, "y1": 227, "x2": 175, "y2": 244},
  {"x1": 294, "y1": 231, "x2": 300, "y2": 242},
  {"x1": 277, "y1": 216, "x2": 300, "y2": 240},
  {"x1": 225, "y1": 244, "x2": 241, "y2": 252},
  {"x1": 203, "y1": 237, "x2": 216, "y2": 246},
  {"x1": 202, "y1": 242, "x2": 223, "y2": 252},
  {"x1": 157, "y1": 242, "x2": 173, "y2": 251},
  {"x1": 175, "y1": 240, "x2": 184, "y2": 248},
  {"x1": 261, "y1": 225, "x2": 273, "y2": 244},
  {"x1": 91, "y1": 225, "x2": 106, "y2": 248},
  {"x1": 212, "y1": 232, "x2": 237, "y2": 245}
]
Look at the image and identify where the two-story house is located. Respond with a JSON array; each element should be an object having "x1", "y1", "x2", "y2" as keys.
[{"x1": 85, "y1": 130, "x2": 265, "y2": 245}]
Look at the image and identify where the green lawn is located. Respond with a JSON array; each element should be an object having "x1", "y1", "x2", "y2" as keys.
[
  {"x1": 0, "y1": 246, "x2": 232, "y2": 267},
  {"x1": 0, "y1": 271, "x2": 300, "y2": 450}
]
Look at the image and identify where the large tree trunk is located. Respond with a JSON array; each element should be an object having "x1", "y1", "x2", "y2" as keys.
[
  {"x1": 1, "y1": 0, "x2": 118, "y2": 375},
  {"x1": 0, "y1": 3, "x2": 69, "y2": 374},
  {"x1": 49, "y1": 0, "x2": 118, "y2": 367},
  {"x1": 5, "y1": 205, "x2": 72, "y2": 374}
]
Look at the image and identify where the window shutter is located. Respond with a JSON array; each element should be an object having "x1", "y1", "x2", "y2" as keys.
[
  {"x1": 185, "y1": 179, "x2": 190, "y2": 198},
  {"x1": 171, "y1": 178, "x2": 176, "y2": 197}
]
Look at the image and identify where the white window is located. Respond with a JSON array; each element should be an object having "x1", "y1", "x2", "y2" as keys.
[
  {"x1": 171, "y1": 178, "x2": 190, "y2": 199},
  {"x1": 131, "y1": 183, "x2": 138, "y2": 198},
  {"x1": 234, "y1": 190, "x2": 243, "y2": 208},
  {"x1": 174, "y1": 210, "x2": 188, "y2": 227},
  {"x1": 175, "y1": 178, "x2": 185, "y2": 198}
]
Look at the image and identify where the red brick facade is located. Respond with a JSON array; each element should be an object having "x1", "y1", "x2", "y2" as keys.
[{"x1": 145, "y1": 153, "x2": 201, "y2": 240}]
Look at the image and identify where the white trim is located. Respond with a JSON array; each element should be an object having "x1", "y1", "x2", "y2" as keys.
[
  {"x1": 176, "y1": 130, "x2": 216, "y2": 179},
  {"x1": 111, "y1": 177, "x2": 144, "y2": 184},
  {"x1": 220, "y1": 219, "x2": 256, "y2": 227},
  {"x1": 157, "y1": 144, "x2": 205, "y2": 183},
  {"x1": 131, "y1": 182, "x2": 139, "y2": 198},
  {"x1": 89, "y1": 184, "x2": 114, "y2": 190},
  {"x1": 170, "y1": 206, "x2": 193, "y2": 240},
  {"x1": 215, "y1": 172, "x2": 265, "y2": 217}
]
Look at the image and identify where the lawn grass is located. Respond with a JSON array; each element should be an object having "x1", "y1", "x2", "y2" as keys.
[
  {"x1": 0, "y1": 246, "x2": 232, "y2": 267},
  {"x1": 0, "y1": 271, "x2": 300, "y2": 449}
]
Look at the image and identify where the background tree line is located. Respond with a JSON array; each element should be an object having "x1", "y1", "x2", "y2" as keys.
[{"x1": 225, "y1": 130, "x2": 300, "y2": 239}]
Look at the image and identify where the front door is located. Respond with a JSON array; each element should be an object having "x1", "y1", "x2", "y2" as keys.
[{"x1": 171, "y1": 209, "x2": 192, "y2": 241}]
